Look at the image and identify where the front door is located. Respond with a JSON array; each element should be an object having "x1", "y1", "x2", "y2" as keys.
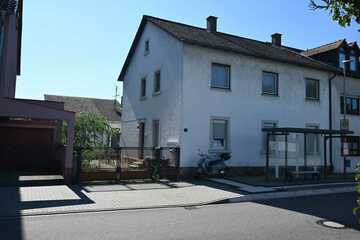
[{"x1": 138, "y1": 122, "x2": 145, "y2": 159}]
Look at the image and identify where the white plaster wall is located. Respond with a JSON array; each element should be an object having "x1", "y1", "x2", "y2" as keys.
[
  {"x1": 332, "y1": 76, "x2": 360, "y2": 173},
  {"x1": 181, "y1": 45, "x2": 332, "y2": 168},
  {"x1": 121, "y1": 22, "x2": 183, "y2": 149}
]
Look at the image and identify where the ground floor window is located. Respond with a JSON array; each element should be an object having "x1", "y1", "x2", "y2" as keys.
[
  {"x1": 210, "y1": 118, "x2": 229, "y2": 151},
  {"x1": 342, "y1": 136, "x2": 360, "y2": 156}
]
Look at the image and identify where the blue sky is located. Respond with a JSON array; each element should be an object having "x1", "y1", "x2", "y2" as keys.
[{"x1": 17, "y1": 0, "x2": 359, "y2": 100}]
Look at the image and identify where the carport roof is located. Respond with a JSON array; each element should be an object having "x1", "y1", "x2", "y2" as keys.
[{"x1": 262, "y1": 127, "x2": 353, "y2": 135}]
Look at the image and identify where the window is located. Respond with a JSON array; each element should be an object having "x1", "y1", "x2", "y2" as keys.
[
  {"x1": 153, "y1": 70, "x2": 161, "y2": 94},
  {"x1": 341, "y1": 96, "x2": 359, "y2": 115},
  {"x1": 262, "y1": 121, "x2": 278, "y2": 154},
  {"x1": 144, "y1": 40, "x2": 149, "y2": 55},
  {"x1": 210, "y1": 118, "x2": 229, "y2": 151},
  {"x1": 152, "y1": 120, "x2": 160, "y2": 147},
  {"x1": 262, "y1": 71, "x2": 278, "y2": 95},
  {"x1": 140, "y1": 77, "x2": 146, "y2": 98},
  {"x1": 342, "y1": 136, "x2": 360, "y2": 156},
  {"x1": 306, "y1": 124, "x2": 320, "y2": 155},
  {"x1": 339, "y1": 48, "x2": 346, "y2": 69},
  {"x1": 305, "y1": 78, "x2": 320, "y2": 100},
  {"x1": 211, "y1": 63, "x2": 230, "y2": 89},
  {"x1": 350, "y1": 51, "x2": 357, "y2": 71}
]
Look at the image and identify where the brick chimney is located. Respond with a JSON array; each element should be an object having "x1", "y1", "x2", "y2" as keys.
[
  {"x1": 206, "y1": 16, "x2": 217, "y2": 33},
  {"x1": 271, "y1": 33, "x2": 282, "y2": 46}
]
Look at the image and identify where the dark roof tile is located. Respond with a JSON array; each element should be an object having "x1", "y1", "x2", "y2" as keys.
[
  {"x1": 44, "y1": 95, "x2": 121, "y2": 122},
  {"x1": 302, "y1": 39, "x2": 345, "y2": 56},
  {"x1": 118, "y1": 15, "x2": 340, "y2": 81}
]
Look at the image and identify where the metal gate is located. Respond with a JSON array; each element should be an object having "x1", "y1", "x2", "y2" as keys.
[{"x1": 76, "y1": 147, "x2": 180, "y2": 182}]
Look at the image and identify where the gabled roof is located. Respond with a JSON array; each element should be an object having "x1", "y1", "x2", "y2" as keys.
[
  {"x1": 44, "y1": 95, "x2": 121, "y2": 122},
  {"x1": 118, "y1": 15, "x2": 339, "y2": 81},
  {"x1": 302, "y1": 39, "x2": 345, "y2": 57}
]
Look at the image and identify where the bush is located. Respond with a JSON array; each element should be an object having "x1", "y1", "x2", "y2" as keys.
[{"x1": 354, "y1": 163, "x2": 360, "y2": 223}]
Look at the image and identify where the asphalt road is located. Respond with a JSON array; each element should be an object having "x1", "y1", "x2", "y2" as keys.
[{"x1": 0, "y1": 193, "x2": 359, "y2": 240}]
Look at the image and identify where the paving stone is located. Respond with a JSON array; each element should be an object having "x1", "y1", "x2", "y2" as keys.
[{"x1": 0, "y1": 185, "x2": 241, "y2": 217}]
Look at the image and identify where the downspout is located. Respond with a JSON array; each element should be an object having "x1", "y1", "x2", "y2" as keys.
[{"x1": 328, "y1": 72, "x2": 336, "y2": 171}]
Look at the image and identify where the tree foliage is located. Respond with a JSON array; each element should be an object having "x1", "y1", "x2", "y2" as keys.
[
  {"x1": 63, "y1": 113, "x2": 113, "y2": 151},
  {"x1": 309, "y1": 0, "x2": 360, "y2": 26},
  {"x1": 354, "y1": 164, "x2": 360, "y2": 223}
]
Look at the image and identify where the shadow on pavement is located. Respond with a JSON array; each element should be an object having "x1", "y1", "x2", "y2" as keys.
[
  {"x1": 255, "y1": 192, "x2": 360, "y2": 230},
  {"x1": 0, "y1": 173, "x2": 94, "y2": 240}
]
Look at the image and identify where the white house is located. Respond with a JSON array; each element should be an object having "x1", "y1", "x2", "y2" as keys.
[{"x1": 118, "y1": 15, "x2": 360, "y2": 177}]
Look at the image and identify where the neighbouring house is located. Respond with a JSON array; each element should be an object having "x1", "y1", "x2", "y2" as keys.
[
  {"x1": 0, "y1": 0, "x2": 75, "y2": 183},
  {"x1": 119, "y1": 15, "x2": 360, "y2": 177},
  {"x1": 44, "y1": 95, "x2": 122, "y2": 148}
]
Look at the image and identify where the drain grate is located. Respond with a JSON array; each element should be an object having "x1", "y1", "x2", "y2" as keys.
[{"x1": 316, "y1": 220, "x2": 347, "y2": 229}]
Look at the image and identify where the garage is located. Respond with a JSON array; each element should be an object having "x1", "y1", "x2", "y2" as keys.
[{"x1": 0, "y1": 120, "x2": 62, "y2": 173}]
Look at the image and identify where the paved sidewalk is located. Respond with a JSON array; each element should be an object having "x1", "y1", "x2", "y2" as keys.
[
  {"x1": 229, "y1": 185, "x2": 356, "y2": 203},
  {"x1": 0, "y1": 184, "x2": 241, "y2": 217},
  {"x1": 0, "y1": 180, "x2": 356, "y2": 217}
]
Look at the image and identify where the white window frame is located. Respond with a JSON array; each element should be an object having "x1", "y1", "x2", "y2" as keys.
[
  {"x1": 140, "y1": 77, "x2": 146, "y2": 99},
  {"x1": 209, "y1": 117, "x2": 230, "y2": 152},
  {"x1": 210, "y1": 63, "x2": 231, "y2": 90},
  {"x1": 153, "y1": 70, "x2": 161, "y2": 95},
  {"x1": 262, "y1": 71, "x2": 279, "y2": 96},
  {"x1": 305, "y1": 78, "x2": 320, "y2": 100}
]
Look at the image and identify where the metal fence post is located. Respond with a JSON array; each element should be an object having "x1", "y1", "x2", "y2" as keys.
[
  {"x1": 175, "y1": 147, "x2": 180, "y2": 181},
  {"x1": 116, "y1": 147, "x2": 121, "y2": 182},
  {"x1": 76, "y1": 149, "x2": 82, "y2": 184}
]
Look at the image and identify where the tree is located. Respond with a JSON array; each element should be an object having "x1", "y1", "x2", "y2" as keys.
[
  {"x1": 62, "y1": 113, "x2": 113, "y2": 151},
  {"x1": 354, "y1": 163, "x2": 360, "y2": 223},
  {"x1": 309, "y1": 0, "x2": 360, "y2": 27}
]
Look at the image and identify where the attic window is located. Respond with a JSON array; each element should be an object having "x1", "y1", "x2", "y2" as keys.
[{"x1": 144, "y1": 40, "x2": 150, "y2": 55}]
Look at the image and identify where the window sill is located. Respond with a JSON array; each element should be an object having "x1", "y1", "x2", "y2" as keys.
[
  {"x1": 305, "y1": 97, "x2": 320, "y2": 102},
  {"x1": 262, "y1": 92, "x2": 278, "y2": 97},
  {"x1": 144, "y1": 52, "x2": 149, "y2": 56},
  {"x1": 140, "y1": 96, "x2": 147, "y2": 101},
  {"x1": 153, "y1": 91, "x2": 161, "y2": 96},
  {"x1": 209, "y1": 149, "x2": 231, "y2": 154},
  {"x1": 210, "y1": 86, "x2": 231, "y2": 91},
  {"x1": 341, "y1": 112, "x2": 360, "y2": 116}
]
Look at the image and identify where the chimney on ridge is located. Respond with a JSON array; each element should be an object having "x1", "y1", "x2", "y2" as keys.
[
  {"x1": 206, "y1": 16, "x2": 217, "y2": 33},
  {"x1": 271, "y1": 33, "x2": 282, "y2": 46}
]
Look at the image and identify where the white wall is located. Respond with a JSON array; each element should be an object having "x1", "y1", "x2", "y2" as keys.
[
  {"x1": 181, "y1": 45, "x2": 332, "y2": 168},
  {"x1": 121, "y1": 24, "x2": 360, "y2": 172},
  {"x1": 121, "y1": 22, "x2": 183, "y2": 149}
]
